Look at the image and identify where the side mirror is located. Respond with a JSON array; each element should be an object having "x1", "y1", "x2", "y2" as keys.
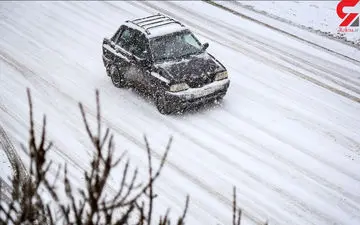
[
  {"x1": 202, "y1": 43, "x2": 209, "y2": 51},
  {"x1": 131, "y1": 55, "x2": 138, "y2": 62}
]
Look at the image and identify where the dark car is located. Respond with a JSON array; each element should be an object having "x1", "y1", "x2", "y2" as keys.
[{"x1": 102, "y1": 13, "x2": 230, "y2": 114}]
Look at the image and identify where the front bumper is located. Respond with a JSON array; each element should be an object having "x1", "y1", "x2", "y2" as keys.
[{"x1": 164, "y1": 78, "x2": 230, "y2": 109}]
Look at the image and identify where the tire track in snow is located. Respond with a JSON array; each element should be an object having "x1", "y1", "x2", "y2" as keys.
[
  {"x1": 205, "y1": 114, "x2": 360, "y2": 216},
  {"x1": 203, "y1": 0, "x2": 360, "y2": 64},
  {"x1": 225, "y1": 62, "x2": 360, "y2": 150},
  {"x1": 255, "y1": 37, "x2": 360, "y2": 88},
  {"x1": 227, "y1": 61, "x2": 360, "y2": 150},
  {"x1": 223, "y1": 101, "x2": 360, "y2": 184},
  {"x1": 220, "y1": 25, "x2": 360, "y2": 95},
  {"x1": 170, "y1": 106, "x2": 360, "y2": 217},
  {"x1": 145, "y1": 97, "x2": 360, "y2": 223},
  {"x1": 227, "y1": 61, "x2": 360, "y2": 133},
  {"x1": 138, "y1": 110, "x2": 341, "y2": 225},
  {"x1": 107, "y1": 101, "x2": 286, "y2": 225}
]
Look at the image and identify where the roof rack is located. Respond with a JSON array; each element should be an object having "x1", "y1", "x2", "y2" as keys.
[{"x1": 126, "y1": 13, "x2": 185, "y2": 35}]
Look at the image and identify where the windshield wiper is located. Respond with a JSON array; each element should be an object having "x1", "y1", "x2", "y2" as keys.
[{"x1": 180, "y1": 50, "x2": 202, "y2": 59}]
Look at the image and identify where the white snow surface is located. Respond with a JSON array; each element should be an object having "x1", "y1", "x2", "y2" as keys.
[
  {"x1": 147, "y1": 23, "x2": 187, "y2": 38},
  {"x1": 214, "y1": 1, "x2": 360, "y2": 61},
  {"x1": 233, "y1": 1, "x2": 360, "y2": 45},
  {"x1": 125, "y1": 20, "x2": 187, "y2": 39},
  {"x1": 0, "y1": 1, "x2": 360, "y2": 225}
]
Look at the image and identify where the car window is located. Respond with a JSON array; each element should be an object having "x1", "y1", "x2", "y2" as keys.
[
  {"x1": 129, "y1": 33, "x2": 150, "y2": 59},
  {"x1": 116, "y1": 27, "x2": 150, "y2": 59},
  {"x1": 111, "y1": 26, "x2": 124, "y2": 43},
  {"x1": 117, "y1": 27, "x2": 137, "y2": 51},
  {"x1": 183, "y1": 33, "x2": 201, "y2": 48},
  {"x1": 150, "y1": 30, "x2": 203, "y2": 62}
]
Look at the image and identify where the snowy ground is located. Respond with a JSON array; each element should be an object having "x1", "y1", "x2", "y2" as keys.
[
  {"x1": 212, "y1": 1, "x2": 360, "y2": 61},
  {"x1": 232, "y1": 1, "x2": 360, "y2": 45},
  {"x1": 1, "y1": 1, "x2": 360, "y2": 225}
]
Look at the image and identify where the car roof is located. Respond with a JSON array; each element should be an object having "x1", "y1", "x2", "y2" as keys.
[{"x1": 124, "y1": 13, "x2": 188, "y2": 38}]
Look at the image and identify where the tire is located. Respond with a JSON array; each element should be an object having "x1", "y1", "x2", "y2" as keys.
[
  {"x1": 215, "y1": 92, "x2": 227, "y2": 103},
  {"x1": 103, "y1": 58, "x2": 110, "y2": 76},
  {"x1": 215, "y1": 95, "x2": 224, "y2": 103},
  {"x1": 110, "y1": 65, "x2": 126, "y2": 88},
  {"x1": 105, "y1": 65, "x2": 111, "y2": 77},
  {"x1": 155, "y1": 93, "x2": 172, "y2": 115}
]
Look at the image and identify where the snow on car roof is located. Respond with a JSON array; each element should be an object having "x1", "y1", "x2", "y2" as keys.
[
  {"x1": 125, "y1": 21, "x2": 188, "y2": 38},
  {"x1": 125, "y1": 13, "x2": 188, "y2": 38},
  {"x1": 147, "y1": 23, "x2": 188, "y2": 38}
]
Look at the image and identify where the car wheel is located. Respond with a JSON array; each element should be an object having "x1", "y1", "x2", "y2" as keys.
[
  {"x1": 110, "y1": 66, "x2": 126, "y2": 88},
  {"x1": 155, "y1": 93, "x2": 172, "y2": 115},
  {"x1": 105, "y1": 65, "x2": 111, "y2": 77},
  {"x1": 216, "y1": 95, "x2": 224, "y2": 102},
  {"x1": 103, "y1": 58, "x2": 110, "y2": 77}
]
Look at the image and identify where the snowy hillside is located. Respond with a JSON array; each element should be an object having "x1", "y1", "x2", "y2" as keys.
[{"x1": 1, "y1": 1, "x2": 360, "y2": 225}]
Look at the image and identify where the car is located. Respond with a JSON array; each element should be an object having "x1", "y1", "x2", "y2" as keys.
[{"x1": 102, "y1": 13, "x2": 230, "y2": 114}]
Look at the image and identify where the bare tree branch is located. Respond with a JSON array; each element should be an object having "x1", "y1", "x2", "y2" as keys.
[{"x1": 1, "y1": 88, "x2": 200, "y2": 225}]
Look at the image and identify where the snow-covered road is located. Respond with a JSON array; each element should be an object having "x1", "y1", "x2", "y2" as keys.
[{"x1": 1, "y1": 1, "x2": 360, "y2": 225}]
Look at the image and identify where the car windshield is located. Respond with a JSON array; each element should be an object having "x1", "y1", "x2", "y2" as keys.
[{"x1": 150, "y1": 30, "x2": 203, "y2": 62}]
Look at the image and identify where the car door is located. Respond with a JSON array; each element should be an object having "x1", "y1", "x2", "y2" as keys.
[
  {"x1": 102, "y1": 26, "x2": 127, "y2": 71},
  {"x1": 104, "y1": 26, "x2": 146, "y2": 84},
  {"x1": 113, "y1": 27, "x2": 149, "y2": 88},
  {"x1": 105, "y1": 27, "x2": 152, "y2": 90},
  {"x1": 125, "y1": 32, "x2": 154, "y2": 90}
]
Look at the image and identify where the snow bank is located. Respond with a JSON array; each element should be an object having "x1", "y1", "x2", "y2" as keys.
[
  {"x1": 235, "y1": 1, "x2": 360, "y2": 45},
  {"x1": 213, "y1": 1, "x2": 360, "y2": 62}
]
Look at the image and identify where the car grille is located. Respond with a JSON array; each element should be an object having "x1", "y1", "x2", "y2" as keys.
[{"x1": 187, "y1": 76, "x2": 213, "y2": 88}]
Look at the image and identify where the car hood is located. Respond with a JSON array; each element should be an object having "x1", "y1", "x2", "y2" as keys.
[{"x1": 154, "y1": 52, "x2": 224, "y2": 85}]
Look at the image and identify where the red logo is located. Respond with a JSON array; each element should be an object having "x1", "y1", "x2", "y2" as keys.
[{"x1": 337, "y1": 0, "x2": 359, "y2": 30}]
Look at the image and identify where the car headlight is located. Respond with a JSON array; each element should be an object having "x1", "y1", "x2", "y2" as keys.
[
  {"x1": 215, "y1": 71, "x2": 228, "y2": 81},
  {"x1": 169, "y1": 83, "x2": 189, "y2": 92}
]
